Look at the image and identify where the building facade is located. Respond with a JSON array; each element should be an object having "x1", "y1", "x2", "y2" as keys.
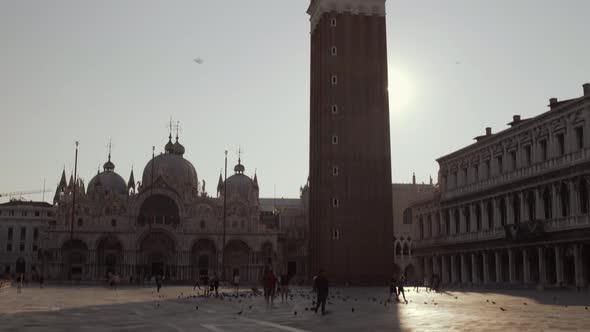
[
  {"x1": 392, "y1": 177, "x2": 435, "y2": 280},
  {"x1": 0, "y1": 201, "x2": 54, "y2": 279},
  {"x1": 307, "y1": 0, "x2": 394, "y2": 283},
  {"x1": 413, "y1": 84, "x2": 590, "y2": 288},
  {"x1": 33, "y1": 133, "x2": 308, "y2": 283}
]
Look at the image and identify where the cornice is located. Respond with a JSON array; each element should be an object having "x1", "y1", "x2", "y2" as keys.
[{"x1": 307, "y1": 0, "x2": 386, "y2": 32}]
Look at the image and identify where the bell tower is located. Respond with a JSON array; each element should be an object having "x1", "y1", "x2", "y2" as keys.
[{"x1": 307, "y1": 0, "x2": 394, "y2": 283}]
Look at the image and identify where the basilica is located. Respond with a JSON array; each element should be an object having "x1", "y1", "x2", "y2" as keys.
[{"x1": 43, "y1": 132, "x2": 308, "y2": 283}]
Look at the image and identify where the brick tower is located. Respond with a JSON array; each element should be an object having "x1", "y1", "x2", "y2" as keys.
[{"x1": 307, "y1": 0, "x2": 394, "y2": 283}]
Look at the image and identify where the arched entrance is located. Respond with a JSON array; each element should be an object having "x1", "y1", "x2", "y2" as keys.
[
  {"x1": 404, "y1": 264, "x2": 416, "y2": 281},
  {"x1": 139, "y1": 231, "x2": 176, "y2": 280},
  {"x1": 62, "y1": 239, "x2": 88, "y2": 280},
  {"x1": 191, "y1": 239, "x2": 216, "y2": 281},
  {"x1": 97, "y1": 236, "x2": 123, "y2": 278},
  {"x1": 138, "y1": 194, "x2": 180, "y2": 227},
  {"x1": 225, "y1": 240, "x2": 251, "y2": 283}
]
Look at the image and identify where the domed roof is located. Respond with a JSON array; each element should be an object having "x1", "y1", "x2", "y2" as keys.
[
  {"x1": 224, "y1": 159, "x2": 257, "y2": 199},
  {"x1": 88, "y1": 155, "x2": 127, "y2": 196},
  {"x1": 141, "y1": 137, "x2": 198, "y2": 192}
]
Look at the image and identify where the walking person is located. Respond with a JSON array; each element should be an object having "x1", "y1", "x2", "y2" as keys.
[
  {"x1": 263, "y1": 270, "x2": 278, "y2": 308},
  {"x1": 388, "y1": 277, "x2": 398, "y2": 302},
  {"x1": 398, "y1": 274, "x2": 407, "y2": 304},
  {"x1": 233, "y1": 273, "x2": 240, "y2": 294},
  {"x1": 155, "y1": 274, "x2": 163, "y2": 294},
  {"x1": 212, "y1": 272, "x2": 220, "y2": 297},
  {"x1": 193, "y1": 277, "x2": 201, "y2": 291},
  {"x1": 313, "y1": 270, "x2": 329, "y2": 315},
  {"x1": 202, "y1": 273, "x2": 210, "y2": 297},
  {"x1": 16, "y1": 274, "x2": 23, "y2": 294},
  {"x1": 39, "y1": 275, "x2": 44, "y2": 289},
  {"x1": 279, "y1": 272, "x2": 290, "y2": 303}
]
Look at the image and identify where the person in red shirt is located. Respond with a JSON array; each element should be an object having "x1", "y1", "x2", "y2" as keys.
[{"x1": 263, "y1": 270, "x2": 278, "y2": 307}]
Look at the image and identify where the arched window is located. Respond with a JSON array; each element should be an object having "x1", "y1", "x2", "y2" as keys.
[
  {"x1": 464, "y1": 206, "x2": 471, "y2": 233},
  {"x1": 543, "y1": 187, "x2": 552, "y2": 219},
  {"x1": 499, "y1": 198, "x2": 507, "y2": 227},
  {"x1": 475, "y1": 204, "x2": 482, "y2": 231},
  {"x1": 560, "y1": 183, "x2": 570, "y2": 217},
  {"x1": 403, "y1": 208, "x2": 413, "y2": 224},
  {"x1": 513, "y1": 194, "x2": 521, "y2": 224},
  {"x1": 395, "y1": 242, "x2": 402, "y2": 257},
  {"x1": 579, "y1": 179, "x2": 589, "y2": 214},
  {"x1": 402, "y1": 243, "x2": 410, "y2": 256},
  {"x1": 527, "y1": 191, "x2": 536, "y2": 221},
  {"x1": 487, "y1": 201, "x2": 494, "y2": 228}
]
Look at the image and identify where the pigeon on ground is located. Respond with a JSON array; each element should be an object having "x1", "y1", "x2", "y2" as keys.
[
  {"x1": 352, "y1": 308, "x2": 355, "y2": 312},
  {"x1": 195, "y1": 306, "x2": 199, "y2": 310},
  {"x1": 454, "y1": 296, "x2": 458, "y2": 300},
  {"x1": 523, "y1": 303, "x2": 527, "y2": 306},
  {"x1": 237, "y1": 310, "x2": 243, "y2": 315},
  {"x1": 491, "y1": 301, "x2": 496, "y2": 305},
  {"x1": 500, "y1": 307, "x2": 506, "y2": 311},
  {"x1": 294, "y1": 311, "x2": 297, "y2": 316}
]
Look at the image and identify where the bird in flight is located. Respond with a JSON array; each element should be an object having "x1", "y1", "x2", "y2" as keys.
[{"x1": 194, "y1": 58, "x2": 204, "y2": 64}]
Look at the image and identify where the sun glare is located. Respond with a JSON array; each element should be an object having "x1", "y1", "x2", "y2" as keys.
[{"x1": 389, "y1": 67, "x2": 415, "y2": 113}]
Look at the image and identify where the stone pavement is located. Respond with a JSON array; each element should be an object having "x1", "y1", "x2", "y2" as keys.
[{"x1": 1, "y1": 284, "x2": 590, "y2": 331}]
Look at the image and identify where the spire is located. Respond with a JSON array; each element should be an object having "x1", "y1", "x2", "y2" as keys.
[
  {"x1": 253, "y1": 169, "x2": 259, "y2": 188},
  {"x1": 103, "y1": 139, "x2": 115, "y2": 172},
  {"x1": 234, "y1": 147, "x2": 245, "y2": 174},
  {"x1": 217, "y1": 171, "x2": 224, "y2": 196},
  {"x1": 412, "y1": 172, "x2": 416, "y2": 185},
  {"x1": 59, "y1": 168, "x2": 67, "y2": 189},
  {"x1": 128, "y1": 167, "x2": 136, "y2": 191},
  {"x1": 165, "y1": 120, "x2": 174, "y2": 154},
  {"x1": 430, "y1": 175, "x2": 433, "y2": 186},
  {"x1": 68, "y1": 172, "x2": 74, "y2": 190}
]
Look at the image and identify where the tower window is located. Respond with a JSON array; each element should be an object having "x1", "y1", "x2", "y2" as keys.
[
  {"x1": 332, "y1": 135, "x2": 339, "y2": 145},
  {"x1": 330, "y1": 46, "x2": 337, "y2": 56},
  {"x1": 575, "y1": 126, "x2": 584, "y2": 150},
  {"x1": 331, "y1": 104, "x2": 338, "y2": 114},
  {"x1": 332, "y1": 228, "x2": 340, "y2": 240},
  {"x1": 200, "y1": 220, "x2": 206, "y2": 229},
  {"x1": 77, "y1": 218, "x2": 83, "y2": 227},
  {"x1": 331, "y1": 75, "x2": 338, "y2": 85},
  {"x1": 111, "y1": 219, "x2": 117, "y2": 227},
  {"x1": 332, "y1": 198, "x2": 339, "y2": 207},
  {"x1": 330, "y1": 18, "x2": 337, "y2": 27},
  {"x1": 332, "y1": 166, "x2": 339, "y2": 176}
]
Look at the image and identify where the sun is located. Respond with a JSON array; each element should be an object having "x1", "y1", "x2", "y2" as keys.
[{"x1": 388, "y1": 67, "x2": 415, "y2": 113}]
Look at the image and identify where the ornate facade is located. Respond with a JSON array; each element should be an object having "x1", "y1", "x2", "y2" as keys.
[
  {"x1": 412, "y1": 84, "x2": 590, "y2": 288},
  {"x1": 42, "y1": 133, "x2": 307, "y2": 283}
]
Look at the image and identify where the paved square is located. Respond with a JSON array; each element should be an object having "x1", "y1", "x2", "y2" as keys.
[{"x1": 1, "y1": 284, "x2": 590, "y2": 331}]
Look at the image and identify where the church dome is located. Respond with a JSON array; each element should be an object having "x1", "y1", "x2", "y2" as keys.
[
  {"x1": 141, "y1": 137, "x2": 198, "y2": 192},
  {"x1": 224, "y1": 159, "x2": 256, "y2": 199},
  {"x1": 88, "y1": 155, "x2": 127, "y2": 196}
]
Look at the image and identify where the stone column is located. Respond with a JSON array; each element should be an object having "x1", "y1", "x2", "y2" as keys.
[
  {"x1": 538, "y1": 247, "x2": 546, "y2": 286},
  {"x1": 570, "y1": 180, "x2": 578, "y2": 216},
  {"x1": 442, "y1": 256, "x2": 449, "y2": 284},
  {"x1": 482, "y1": 252, "x2": 490, "y2": 285},
  {"x1": 450, "y1": 255, "x2": 458, "y2": 284},
  {"x1": 439, "y1": 211, "x2": 445, "y2": 236},
  {"x1": 433, "y1": 213, "x2": 440, "y2": 237},
  {"x1": 471, "y1": 253, "x2": 479, "y2": 285},
  {"x1": 519, "y1": 192, "x2": 526, "y2": 223},
  {"x1": 459, "y1": 208, "x2": 466, "y2": 234},
  {"x1": 433, "y1": 256, "x2": 440, "y2": 276},
  {"x1": 535, "y1": 188, "x2": 544, "y2": 220},
  {"x1": 507, "y1": 194, "x2": 515, "y2": 225},
  {"x1": 493, "y1": 198, "x2": 501, "y2": 228},
  {"x1": 424, "y1": 256, "x2": 432, "y2": 278},
  {"x1": 555, "y1": 246, "x2": 564, "y2": 286},
  {"x1": 508, "y1": 249, "x2": 516, "y2": 284},
  {"x1": 523, "y1": 249, "x2": 531, "y2": 284},
  {"x1": 552, "y1": 184, "x2": 561, "y2": 219},
  {"x1": 460, "y1": 254, "x2": 468, "y2": 284},
  {"x1": 481, "y1": 201, "x2": 488, "y2": 230},
  {"x1": 574, "y1": 244, "x2": 584, "y2": 288},
  {"x1": 495, "y1": 251, "x2": 502, "y2": 283}
]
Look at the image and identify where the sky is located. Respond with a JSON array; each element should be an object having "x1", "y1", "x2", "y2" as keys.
[{"x1": 1, "y1": 0, "x2": 589, "y2": 203}]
